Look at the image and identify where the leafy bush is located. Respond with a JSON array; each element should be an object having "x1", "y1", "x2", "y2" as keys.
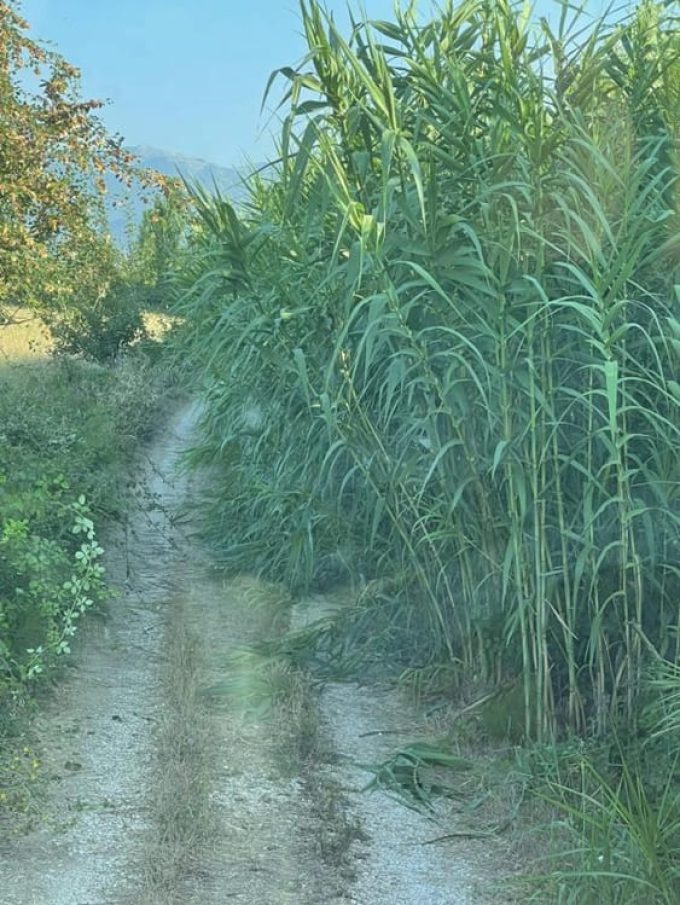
[
  {"x1": 0, "y1": 355, "x2": 172, "y2": 696},
  {"x1": 47, "y1": 282, "x2": 148, "y2": 363},
  {"x1": 0, "y1": 351, "x2": 174, "y2": 823},
  {"x1": 0, "y1": 490, "x2": 106, "y2": 687}
]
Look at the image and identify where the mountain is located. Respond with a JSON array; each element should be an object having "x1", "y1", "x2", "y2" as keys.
[
  {"x1": 130, "y1": 146, "x2": 247, "y2": 195},
  {"x1": 105, "y1": 146, "x2": 250, "y2": 244}
]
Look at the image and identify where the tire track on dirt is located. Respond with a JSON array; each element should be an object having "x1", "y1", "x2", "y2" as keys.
[
  {"x1": 1, "y1": 403, "x2": 511, "y2": 904},
  {"x1": 0, "y1": 404, "x2": 197, "y2": 904},
  {"x1": 1, "y1": 405, "x2": 348, "y2": 905}
]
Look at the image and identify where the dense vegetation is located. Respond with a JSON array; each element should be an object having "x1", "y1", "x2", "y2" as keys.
[
  {"x1": 175, "y1": 1, "x2": 680, "y2": 898},
  {"x1": 2, "y1": 0, "x2": 679, "y2": 897},
  {"x1": 0, "y1": 1, "x2": 185, "y2": 816},
  {"x1": 178, "y1": 0, "x2": 680, "y2": 741},
  {"x1": 0, "y1": 343, "x2": 177, "y2": 818},
  {"x1": 0, "y1": 1, "x2": 127, "y2": 314}
]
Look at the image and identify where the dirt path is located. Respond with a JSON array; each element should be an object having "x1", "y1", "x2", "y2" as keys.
[
  {"x1": 0, "y1": 404, "x2": 197, "y2": 904},
  {"x1": 294, "y1": 597, "x2": 514, "y2": 905},
  {"x1": 0, "y1": 404, "x2": 510, "y2": 904}
]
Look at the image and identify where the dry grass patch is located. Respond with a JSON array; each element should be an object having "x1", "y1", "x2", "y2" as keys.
[
  {"x1": 0, "y1": 309, "x2": 53, "y2": 362},
  {"x1": 138, "y1": 573, "x2": 356, "y2": 903},
  {"x1": 139, "y1": 623, "x2": 215, "y2": 904}
]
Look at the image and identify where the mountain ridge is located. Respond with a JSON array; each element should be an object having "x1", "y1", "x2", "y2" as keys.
[{"x1": 106, "y1": 146, "x2": 250, "y2": 243}]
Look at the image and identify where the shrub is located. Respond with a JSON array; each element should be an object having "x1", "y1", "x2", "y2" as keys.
[
  {"x1": 47, "y1": 282, "x2": 148, "y2": 363},
  {"x1": 0, "y1": 490, "x2": 106, "y2": 688}
]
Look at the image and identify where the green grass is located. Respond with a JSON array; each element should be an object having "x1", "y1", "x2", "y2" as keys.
[
  {"x1": 521, "y1": 745, "x2": 680, "y2": 904},
  {"x1": 0, "y1": 355, "x2": 172, "y2": 520}
]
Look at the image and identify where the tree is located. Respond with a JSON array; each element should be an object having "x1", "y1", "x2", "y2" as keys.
[
  {"x1": 127, "y1": 180, "x2": 192, "y2": 310},
  {"x1": 0, "y1": 1, "x2": 135, "y2": 319}
]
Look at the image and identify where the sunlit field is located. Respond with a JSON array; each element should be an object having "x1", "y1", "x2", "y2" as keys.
[{"x1": 0, "y1": 310, "x2": 53, "y2": 363}]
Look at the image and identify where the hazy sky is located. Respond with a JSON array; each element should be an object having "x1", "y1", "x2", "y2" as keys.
[{"x1": 20, "y1": 1, "x2": 612, "y2": 168}]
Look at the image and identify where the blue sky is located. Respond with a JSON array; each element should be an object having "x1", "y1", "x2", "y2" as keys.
[{"x1": 20, "y1": 1, "x2": 612, "y2": 168}]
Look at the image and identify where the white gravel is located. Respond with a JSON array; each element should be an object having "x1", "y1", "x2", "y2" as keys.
[
  {"x1": 323, "y1": 683, "x2": 491, "y2": 904},
  {"x1": 294, "y1": 596, "x2": 507, "y2": 905}
]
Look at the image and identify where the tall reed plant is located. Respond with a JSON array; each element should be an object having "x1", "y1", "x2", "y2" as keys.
[{"x1": 175, "y1": 0, "x2": 680, "y2": 741}]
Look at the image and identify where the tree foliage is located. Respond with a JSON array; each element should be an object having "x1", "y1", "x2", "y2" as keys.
[
  {"x1": 0, "y1": 2, "x2": 141, "y2": 315},
  {"x1": 127, "y1": 181, "x2": 192, "y2": 310}
]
